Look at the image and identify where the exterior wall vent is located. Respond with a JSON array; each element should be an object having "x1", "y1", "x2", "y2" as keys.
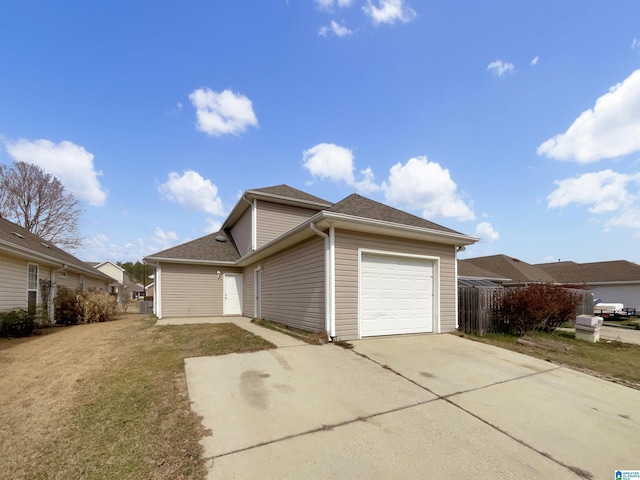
[{"x1": 215, "y1": 235, "x2": 227, "y2": 242}]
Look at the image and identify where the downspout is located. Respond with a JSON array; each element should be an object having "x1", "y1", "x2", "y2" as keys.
[
  {"x1": 455, "y1": 245, "x2": 465, "y2": 330},
  {"x1": 50, "y1": 264, "x2": 67, "y2": 324},
  {"x1": 310, "y1": 223, "x2": 333, "y2": 341},
  {"x1": 146, "y1": 261, "x2": 162, "y2": 319},
  {"x1": 241, "y1": 195, "x2": 257, "y2": 251}
]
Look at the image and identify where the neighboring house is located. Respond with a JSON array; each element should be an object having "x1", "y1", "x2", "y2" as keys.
[
  {"x1": 130, "y1": 282, "x2": 145, "y2": 300},
  {"x1": 90, "y1": 261, "x2": 144, "y2": 301},
  {"x1": 145, "y1": 185, "x2": 477, "y2": 340},
  {"x1": 457, "y1": 260, "x2": 511, "y2": 287},
  {"x1": 536, "y1": 260, "x2": 640, "y2": 311},
  {"x1": 145, "y1": 282, "x2": 154, "y2": 298},
  {"x1": 459, "y1": 255, "x2": 556, "y2": 286},
  {"x1": 0, "y1": 217, "x2": 111, "y2": 322},
  {"x1": 90, "y1": 260, "x2": 128, "y2": 301}
]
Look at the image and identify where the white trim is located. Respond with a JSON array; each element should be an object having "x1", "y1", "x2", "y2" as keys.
[
  {"x1": 254, "y1": 267, "x2": 262, "y2": 319},
  {"x1": 454, "y1": 248, "x2": 459, "y2": 329},
  {"x1": 223, "y1": 273, "x2": 243, "y2": 315},
  {"x1": 251, "y1": 199, "x2": 257, "y2": 251},
  {"x1": 27, "y1": 262, "x2": 39, "y2": 314},
  {"x1": 155, "y1": 265, "x2": 162, "y2": 318},
  {"x1": 357, "y1": 248, "x2": 440, "y2": 338},
  {"x1": 329, "y1": 225, "x2": 336, "y2": 337}
]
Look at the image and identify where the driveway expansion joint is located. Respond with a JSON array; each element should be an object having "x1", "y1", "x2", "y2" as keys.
[
  {"x1": 347, "y1": 347, "x2": 590, "y2": 479},
  {"x1": 207, "y1": 398, "x2": 439, "y2": 460}
]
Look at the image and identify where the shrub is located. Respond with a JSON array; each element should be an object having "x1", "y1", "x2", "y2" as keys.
[
  {"x1": 497, "y1": 284, "x2": 580, "y2": 335},
  {"x1": 54, "y1": 286, "x2": 82, "y2": 325},
  {"x1": 54, "y1": 287, "x2": 120, "y2": 325},
  {"x1": 78, "y1": 289, "x2": 119, "y2": 323},
  {"x1": 0, "y1": 309, "x2": 36, "y2": 338}
]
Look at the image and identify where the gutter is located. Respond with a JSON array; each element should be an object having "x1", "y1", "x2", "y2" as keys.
[{"x1": 310, "y1": 223, "x2": 334, "y2": 340}]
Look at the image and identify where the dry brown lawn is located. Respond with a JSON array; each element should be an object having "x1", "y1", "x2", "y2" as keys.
[{"x1": 0, "y1": 314, "x2": 274, "y2": 479}]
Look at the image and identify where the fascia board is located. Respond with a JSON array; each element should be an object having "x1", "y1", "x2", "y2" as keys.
[
  {"x1": 144, "y1": 256, "x2": 238, "y2": 266},
  {"x1": 0, "y1": 239, "x2": 105, "y2": 278},
  {"x1": 320, "y1": 211, "x2": 479, "y2": 246}
]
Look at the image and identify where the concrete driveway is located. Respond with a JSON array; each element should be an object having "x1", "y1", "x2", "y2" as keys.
[{"x1": 183, "y1": 326, "x2": 640, "y2": 479}]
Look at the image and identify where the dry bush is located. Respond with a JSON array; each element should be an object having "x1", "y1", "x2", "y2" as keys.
[
  {"x1": 498, "y1": 283, "x2": 580, "y2": 335},
  {"x1": 55, "y1": 287, "x2": 119, "y2": 324}
]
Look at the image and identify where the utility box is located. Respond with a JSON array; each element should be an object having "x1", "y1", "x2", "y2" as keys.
[
  {"x1": 575, "y1": 315, "x2": 603, "y2": 343},
  {"x1": 138, "y1": 301, "x2": 153, "y2": 314}
]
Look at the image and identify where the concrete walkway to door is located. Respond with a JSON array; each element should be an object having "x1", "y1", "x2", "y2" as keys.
[
  {"x1": 170, "y1": 318, "x2": 640, "y2": 480},
  {"x1": 155, "y1": 316, "x2": 305, "y2": 347}
]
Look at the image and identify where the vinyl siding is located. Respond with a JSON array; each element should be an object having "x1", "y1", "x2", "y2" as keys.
[
  {"x1": 95, "y1": 263, "x2": 123, "y2": 282},
  {"x1": 161, "y1": 263, "x2": 242, "y2": 317},
  {"x1": 0, "y1": 253, "x2": 27, "y2": 311},
  {"x1": 256, "y1": 237, "x2": 325, "y2": 332},
  {"x1": 85, "y1": 276, "x2": 109, "y2": 291},
  {"x1": 334, "y1": 230, "x2": 457, "y2": 340},
  {"x1": 242, "y1": 266, "x2": 255, "y2": 317},
  {"x1": 231, "y1": 208, "x2": 253, "y2": 256},
  {"x1": 255, "y1": 201, "x2": 318, "y2": 249}
]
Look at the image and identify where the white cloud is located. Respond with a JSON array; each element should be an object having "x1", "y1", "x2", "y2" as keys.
[
  {"x1": 319, "y1": 20, "x2": 353, "y2": 37},
  {"x1": 78, "y1": 227, "x2": 180, "y2": 262},
  {"x1": 547, "y1": 169, "x2": 640, "y2": 213},
  {"x1": 383, "y1": 156, "x2": 475, "y2": 221},
  {"x1": 363, "y1": 0, "x2": 416, "y2": 25},
  {"x1": 487, "y1": 60, "x2": 514, "y2": 76},
  {"x1": 475, "y1": 222, "x2": 499, "y2": 243},
  {"x1": 188, "y1": 88, "x2": 258, "y2": 137},
  {"x1": 4, "y1": 138, "x2": 108, "y2": 206},
  {"x1": 158, "y1": 170, "x2": 225, "y2": 216},
  {"x1": 537, "y1": 69, "x2": 640, "y2": 163},
  {"x1": 315, "y1": 0, "x2": 353, "y2": 11},
  {"x1": 302, "y1": 143, "x2": 381, "y2": 193},
  {"x1": 632, "y1": 38, "x2": 639, "y2": 50},
  {"x1": 205, "y1": 218, "x2": 223, "y2": 234},
  {"x1": 530, "y1": 56, "x2": 539, "y2": 66},
  {"x1": 303, "y1": 143, "x2": 355, "y2": 183}
]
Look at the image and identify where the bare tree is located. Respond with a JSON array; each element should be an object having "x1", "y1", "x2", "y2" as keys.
[{"x1": 0, "y1": 161, "x2": 83, "y2": 250}]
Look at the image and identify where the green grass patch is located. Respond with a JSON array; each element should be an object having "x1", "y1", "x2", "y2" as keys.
[
  {"x1": 23, "y1": 319, "x2": 274, "y2": 480},
  {"x1": 467, "y1": 330, "x2": 640, "y2": 389}
]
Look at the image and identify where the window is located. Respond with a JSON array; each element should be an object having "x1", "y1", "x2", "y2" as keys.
[{"x1": 27, "y1": 264, "x2": 38, "y2": 316}]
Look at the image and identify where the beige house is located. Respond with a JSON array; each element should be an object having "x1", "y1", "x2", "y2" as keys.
[
  {"x1": 145, "y1": 185, "x2": 477, "y2": 340},
  {"x1": 0, "y1": 216, "x2": 111, "y2": 322}
]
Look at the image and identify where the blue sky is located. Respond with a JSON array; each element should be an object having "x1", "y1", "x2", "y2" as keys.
[{"x1": 1, "y1": 0, "x2": 640, "y2": 264}]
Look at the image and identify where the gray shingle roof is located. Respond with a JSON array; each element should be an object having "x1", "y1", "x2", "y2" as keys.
[
  {"x1": 326, "y1": 194, "x2": 464, "y2": 235},
  {"x1": 0, "y1": 216, "x2": 110, "y2": 280},
  {"x1": 146, "y1": 230, "x2": 240, "y2": 262},
  {"x1": 536, "y1": 260, "x2": 640, "y2": 283},
  {"x1": 458, "y1": 261, "x2": 510, "y2": 281},
  {"x1": 248, "y1": 184, "x2": 331, "y2": 206},
  {"x1": 461, "y1": 255, "x2": 556, "y2": 284}
]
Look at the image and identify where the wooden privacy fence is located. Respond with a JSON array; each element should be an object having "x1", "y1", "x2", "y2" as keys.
[
  {"x1": 458, "y1": 287, "x2": 502, "y2": 336},
  {"x1": 458, "y1": 286, "x2": 594, "y2": 336}
]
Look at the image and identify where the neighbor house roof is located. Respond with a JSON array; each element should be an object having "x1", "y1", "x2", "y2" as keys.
[
  {"x1": 0, "y1": 216, "x2": 111, "y2": 280},
  {"x1": 145, "y1": 230, "x2": 240, "y2": 264},
  {"x1": 536, "y1": 260, "x2": 640, "y2": 284},
  {"x1": 457, "y1": 260, "x2": 511, "y2": 282},
  {"x1": 460, "y1": 255, "x2": 556, "y2": 284}
]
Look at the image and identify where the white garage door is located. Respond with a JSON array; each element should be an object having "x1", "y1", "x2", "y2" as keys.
[{"x1": 360, "y1": 253, "x2": 434, "y2": 337}]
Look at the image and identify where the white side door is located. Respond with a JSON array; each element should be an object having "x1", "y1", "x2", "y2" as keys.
[{"x1": 223, "y1": 273, "x2": 243, "y2": 315}]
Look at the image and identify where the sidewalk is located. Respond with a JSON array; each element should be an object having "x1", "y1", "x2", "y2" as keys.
[{"x1": 155, "y1": 316, "x2": 307, "y2": 348}]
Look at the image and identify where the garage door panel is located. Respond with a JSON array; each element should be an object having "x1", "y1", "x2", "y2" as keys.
[{"x1": 360, "y1": 253, "x2": 435, "y2": 337}]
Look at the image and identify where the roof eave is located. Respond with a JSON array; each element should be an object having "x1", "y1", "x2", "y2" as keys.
[
  {"x1": 0, "y1": 239, "x2": 109, "y2": 279},
  {"x1": 221, "y1": 190, "x2": 332, "y2": 231},
  {"x1": 320, "y1": 211, "x2": 479, "y2": 246},
  {"x1": 143, "y1": 256, "x2": 238, "y2": 266}
]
